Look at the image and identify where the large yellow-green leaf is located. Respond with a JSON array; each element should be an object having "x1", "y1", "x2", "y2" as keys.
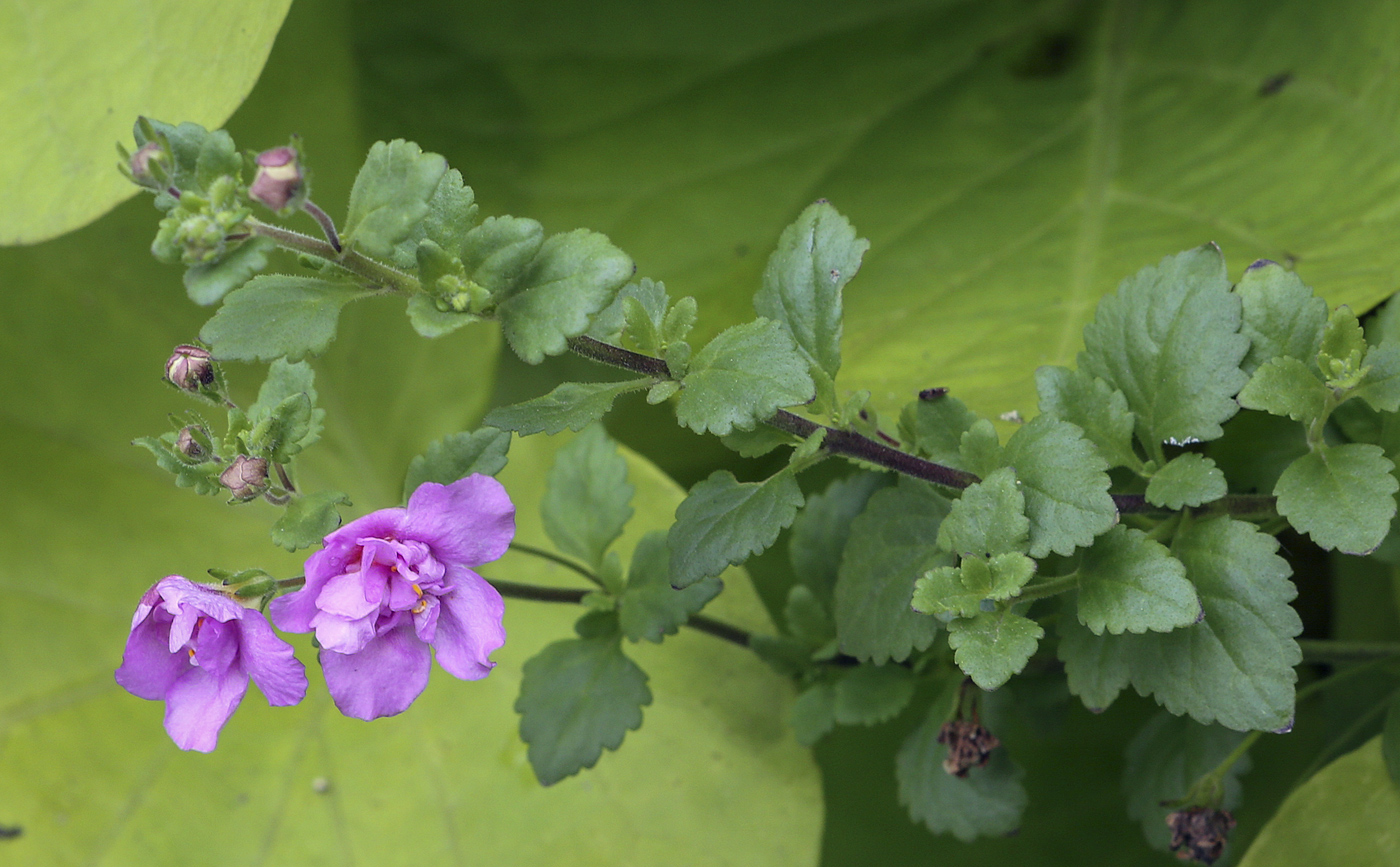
[
  {"x1": 0, "y1": 0, "x2": 293, "y2": 245},
  {"x1": 353, "y1": 0, "x2": 1400, "y2": 418},
  {"x1": 1238, "y1": 736, "x2": 1400, "y2": 866}
]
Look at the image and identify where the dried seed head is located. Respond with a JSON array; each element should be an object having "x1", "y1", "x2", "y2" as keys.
[
  {"x1": 937, "y1": 719, "x2": 1000, "y2": 777},
  {"x1": 1166, "y1": 807, "x2": 1236, "y2": 865},
  {"x1": 220, "y1": 455, "x2": 269, "y2": 501}
]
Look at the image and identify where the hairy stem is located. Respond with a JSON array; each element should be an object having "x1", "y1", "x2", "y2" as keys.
[
  {"x1": 507, "y1": 541, "x2": 606, "y2": 589},
  {"x1": 301, "y1": 200, "x2": 342, "y2": 252},
  {"x1": 1016, "y1": 572, "x2": 1080, "y2": 603},
  {"x1": 245, "y1": 217, "x2": 420, "y2": 293}
]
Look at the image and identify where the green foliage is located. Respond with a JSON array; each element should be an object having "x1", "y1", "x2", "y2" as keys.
[
  {"x1": 515, "y1": 628, "x2": 653, "y2": 785},
  {"x1": 1122, "y1": 713, "x2": 1250, "y2": 851},
  {"x1": 1384, "y1": 692, "x2": 1400, "y2": 788},
  {"x1": 1035, "y1": 365, "x2": 1140, "y2": 472},
  {"x1": 936, "y1": 467, "x2": 1029, "y2": 557},
  {"x1": 484, "y1": 379, "x2": 652, "y2": 436},
  {"x1": 1056, "y1": 602, "x2": 1132, "y2": 713},
  {"x1": 1074, "y1": 526, "x2": 1199, "y2": 635},
  {"x1": 999, "y1": 414, "x2": 1116, "y2": 558},
  {"x1": 1237, "y1": 356, "x2": 1330, "y2": 422},
  {"x1": 199, "y1": 275, "x2": 370, "y2": 362},
  {"x1": 788, "y1": 472, "x2": 890, "y2": 604},
  {"x1": 674, "y1": 319, "x2": 815, "y2": 435},
  {"x1": 896, "y1": 698, "x2": 1026, "y2": 842},
  {"x1": 1144, "y1": 452, "x2": 1227, "y2": 510},
  {"x1": 342, "y1": 139, "x2": 449, "y2": 260},
  {"x1": 541, "y1": 425, "x2": 634, "y2": 570},
  {"x1": 831, "y1": 664, "x2": 915, "y2": 726},
  {"x1": 1078, "y1": 245, "x2": 1249, "y2": 452},
  {"x1": 183, "y1": 236, "x2": 275, "y2": 306},
  {"x1": 667, "y1": 468, "x2": 804, "y2": 588},
  {"x1": 783, "y1": 584, "x2": 836, "y2": 650},
  {"x1": 946, "y1": 611, "x2": 1043, "y2": 691},
  {"x1": 790, "y1": 682, "x2": 836, "y2": 747},
  {"x1": 1236, "y1": 260, "x2": 1328, "y2": 375},
  {"x1": 269, "y1": 489, "x2": 351, "y2": 551},
  {"x1": 131, "y1": 434, "x2": 223, "y2": 495},
  {"x1": 834, "y1": 479, "x2": 951, "y2": 664},
  {"x1": 618, "y1": 530, "x2": 721, "y2": 643},
  {"x1": 401, "y1": 427, "x2": 511, "y2": 500},
  {"x1": 898, "y1": 394, "x2": 979, "y2": 471},
  {"x1": 1275, "y1": 445, "x2": 1398, "y2": 554}
]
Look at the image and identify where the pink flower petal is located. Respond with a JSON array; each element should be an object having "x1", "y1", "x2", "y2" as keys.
[
  {"x1": 320, "y1": 623, "x2": 431, "y2": 720},
  {"x1": 115, "y1": 615, "x2": 189, "y2": 701},
  {"x1": 163, "y1": 665, "x2": 249, "y2": 752},
  {"x1": 315, "y1": 570, "x2": 381, "y2": 619},
  {"x1": 431, "y1": 569, "x2": 505, "y2": 680},
  {"x1": 403, "y1": 476, "x2": 515, "y2": 567},
  {"x1": 237, "y1": 612, "x2": 308, "y2": 707},
  {"x1": 310, "y1": 610, "x2": 377, "y2": 655}
]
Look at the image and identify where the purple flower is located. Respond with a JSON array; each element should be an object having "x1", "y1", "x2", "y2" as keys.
[
  {"x1": 115, "y1": 577, "x2": 307, "y2": 752},
  {"x1": 269, "y1": 476, "x2": 514, "y2": 720}
]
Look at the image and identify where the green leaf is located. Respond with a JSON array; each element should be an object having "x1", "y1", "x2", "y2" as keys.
[
  {"x1": 398, "y1": 168, "x2": 478, "y2": 268},
  {"x1": 247, "y1": 359, "x2": 324, "y2": 453},
  {"x1": 0, "y1": 2, "x2": 290, "y2": 244},
  {"x1": 960, "y1": 553, "x2": 1036, "y2": 602},
  {"x1": 1035, "y1": 365, "x2": 1140, "y2": 471},
  {"x1": 834, "y1": 479, "x2": 952, "y2": 663},
  {"x1": 1057, "y1": 600, "x2": 1133, "y2": 712},
  {"x1": 1238, "y1": 737, "x2": 1400, "y2": 867},
  {"x1": 405, "y1": 294, "x2": 479, "y2": 338},
  {"x1": 1122, "y1": 712, "x2": 1251, "y2": 852},
  {"x1": 515, "y1": 633, "x2": 652, "y2": 785},
  {"x1": 783, "y1": 584, "x2": 835, "y2": 649},
  {"x1": 667, "y1": 468, "x2": 803, "y2": 588},
  {"x1": 586, "y1": 278, "x2": 667, "y2": 347},
  {"x1": 1320, "y1": 305, "x2": 1368, "y2": 372},
  {"x1": 788, "y1": 471, "x2": 890, "y2": 604},
  {"x1": 460, "y1": 215, "x2": 545, "y2": 296},
  {"x1": 484, "y1": 379, "x2": 651, "y2": 437},
  {"x1": 342, "y1": 139, "x2": 448, "y2": 259},
  {"x1": 618, "y1": 531, "x2": 722, "y2": 643},
  {"x1": 1237, "y1": 355, "x2": 1330, "y2": 422},
  {"x1": 247, "y1": 392, "x2": 313, "y2": 463},
  {"x1": 1384, "y1": 692, "x2": 1400, "y2": 788},
  {"x1": 790, "y1": 682, "x2": 836, "y2": 747},
  {"x1": 1079, "y1": 245, "x2": 1249, "y2": 449},
  {"x1": 269, "y1": 489, "x2": 351, "y2": 551},
  {"x1": 719, "y1": 425, "x2": 796, "y2": 457},
  {"x1": 402, "y1": 427, "x2": 511, "y2": 501},
  {"x1": 541, "y1": 424, "x2": 634, "y2": 570},
  {"x1": 621, "y1": 285, "x2": 669, "y2": 355},
  {"x1": 1236, "y1": 259, "x2": 1328, "y2": 375},
  {"x1": 754, "y1": 200, "x2": 869, "y2": 394},
  {"x1": 497, "y1": 229, "x2": 635, "y2": 363},
  {"x1": 946, "y1": 610, "x2": 1044, "y2": 690},
  {"x1": 936, "y1": 467, "x2": 1029, "y2": 557},
  {"x1": 199, "y1": 275, "x2": 370, "y2": 362},
  {"x1": 1353, "y1": 341, "x2": 1400, "y2": 412},
  {"x1": 1075, "y1": 526, "x2": 1200, "y2": 635},
  {"x1": 183, "y1": 236, "x2": 275, "y2": 306},
  {"x1": 131, "y1": 435, "x2": 222, "y2": 495},
  {"x1": 1145, "y1": 452, "x2": 1228, "y2": 509},
  {"x1": 910, "y1": 565, "x2": 984, "y2": 621},
  {"x1": 1000, "y1": 414, "x2": 1116, "y2": 558},
  {"x1": 832, "y1": 664, "x2": 915, "y2": 726},
  {"x1": 675, "y1": 318, "x2": 815, "y2": 435},
  {"x1": 958, "y1": 419, "x2": 1004, "y2": 478},
  {"x1": 898, "y1": 393, "x2": 979, "y2": 471},
  {"x1": 896, "y1": 700, "x2": 1027, "y2": 842},
  {"x1": 1275, "y1": 444, "x2": 1399, "y2": 555}
]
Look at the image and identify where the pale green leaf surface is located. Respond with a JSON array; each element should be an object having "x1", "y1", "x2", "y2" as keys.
[
  {"x1": 0, "y1": 0, "x2": 291, "y2": 244},
  {"x1": 937, "y1": 467, "x2": 1029, "y2": 557},
  {"x1": 541, "y1": 424, "x2": 635, "y2": 570},
  {"x1": 1079, "y1": 245, "x2": 1249, "y2": 449},
  {"x1": 910, "y1": 566, "x2": 983, "y2": 621},
  {"x1": 1075, "y1": 526, "x2": 1199, "y2": 635},
  {"x1": 962, "y1": 553, "x2": 1036, "y2": 602},
  {"x1": 405, "y1": 294, "x2": 479, "y2": 338},
  {"x1": 1122, "y1": 712, "x2": 1250, "y2": 852},
  {"x1": 619, "y1": 531, "x2": 722, "y2": 643},
  {"x1": 1144, "y1": 452, "x2": 1228, "y2": 510},
  {"x1": 675, "y1": 318, "x2": 815, "y2": 435},
  {"x1": 1236, "y1": 259, "x2": 1328, "y2": 375},
  {"x1": 1237, "y1": 355, "x2": 1330, "y2": 422},
  {"x1": 484, "y1": 379, "x2": 651, "y2": 436},
  {"x1": 1275, "y1": 444, "x2": 1399, "y2": 555},
  {"x1": 947, "y1": 610, "x2": 1044, "y2": 690},
  {"x1": 1238, "y1": 738, "x2": 1400, "y2": 867},
  {"x1": 667, "y1": 468, "x2": 804, "y2": 588},
  {"x1": 1000, "y1": 414, "x2": 1116, "y2": 558},
  {"x1": 402, "y1": 427, "x2": 511, "y2": 501},
  {"x1": 834, "y1": 479, "x2": 952, "y2": 663},
  {"x1": 198, "y1": 274, "x2": 372, "y2": 362},
  {"x1": 1354, "y1": 341, "x2": 1400, "y2": 413},
  {"x1": 1035, "y1": 365, "x2": 1139, "y2": 470}
]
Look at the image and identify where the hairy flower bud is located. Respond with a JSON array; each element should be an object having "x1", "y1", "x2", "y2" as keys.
[
  {"x1": 249, "y1": 146, "x2": 304, "y2": 212},
  {"x1": 937, "y1": 719, "x2": 1000, "y2": 777},
  {"x1": 165, "y1": 345, "x2": 215, "y2": 393},
  {"x1": 220, "y1": 455, "x2": 269, "y2": 501},
  {"x1": 174, "y1": 425, "x2": 212, "y2": 461},
  {"x1": 1166, "y1": 807, "x2": 1236, "y2": 864},
  {"x1": 129, "y1": 141, "x2": 166, "y2": 187}
]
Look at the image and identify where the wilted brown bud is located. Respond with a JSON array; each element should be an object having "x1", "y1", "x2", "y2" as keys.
[
  {"x1": 175, "y1": 426, "x2": 211, "y2": 461},
  {"x1": 220, "y1": 455, "x2": 269, "y2": 501},
  {"x1": 937, "y1": 719, "x2": 1000, "y2": 777},
  {"x1": 249, "y1": 146, "x2": 303, "y2": 211},
  {"x1": 165, "y1": 345, "x2": 215, "y2": 393},
  {"x1": 1166, "y1": 807, "x2": 1236, "y2": 864}
]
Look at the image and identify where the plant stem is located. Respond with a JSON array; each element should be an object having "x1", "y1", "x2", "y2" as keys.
[
  {"x1": 507, "y1": 541, "x2": 606, "y2": 589},
  {"x1": 300, "y1": 200, "x2": 342, "y2": 252},
  {"x1": 1016, "y1": 572, "x2": 1080, "y2": 603},
  {"x1": 244, "y1": 217, "x2": 420, "y2": 293}
]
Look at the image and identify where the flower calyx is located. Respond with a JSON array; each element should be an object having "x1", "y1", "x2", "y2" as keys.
[{"x1": 220, "y1": 455, "x2": 270, "y2": 502}]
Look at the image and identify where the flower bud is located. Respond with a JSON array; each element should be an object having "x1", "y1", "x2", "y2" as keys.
[
  {"x1": 165, "y1": 345, "x2": 215, "y2": 393},
  {"x1": 175, "y1": 425, "x2": 212, "y2": 461},
  {"x1": 249, "y1": 146, "x2": 304, "y2": 212},
  {"x1": 129, "y1": 141, "x2": 167, "y2": 187},
  {"x1": 1166, "y1": 807, "x2": 1236, "y2": 864},
  {"x1": 936, "y1": 719, "x2": 1000, "y2": 777},
  {"x1": 220, "y1": 456, "x2": 269, "y2": 501}
]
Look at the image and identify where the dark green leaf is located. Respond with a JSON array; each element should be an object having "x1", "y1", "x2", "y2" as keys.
[
  {"x1": 898, "y1": 393, "x2": 979, "y2": 470},
  {"x1": 1057, "y1": 600, "x2": 1132, "y2": 712},
  {"x1": 1035, "y1": 365, "x2": 1140, "y2": 471},
  {"x1": 1122, "y1": 712, "x2": 1251, "y2": 851},
  {"x1": 783, "y1": 584, "x2": 835, "y2": 649},
  {"x1": 834, "y1": 479, "x2": 951, "y2": 663},
  {"x1": 832, "y1": 664, "x2": 915, "y2": 726},
  {"x1": 946, "y1": 610, "x2": 1043, "y2": 690},
  {"x1": 619, "y1": 531, "x2": 722, "y2": 643},
  {"x1": 790, "y1": 682, "x2": 836, "y2": 747},
  {"x1": 896, "y1": 701, "x2": 1026, "y2": 842},
  {"x1": 1145, "y1": 452, "x2": 1228, "y2": 510},
  {"x1": 1079, "y1": 245, "x2": 1249, "y2": 449},
  {"x1": 183, "y1": 236, "x2": 274, "y2": 306},
  {"x1": 1383, "y1": 692, "x2": 1400, "y2": 788},
  {"x1": 1275, "y1": 444, "x2": 1398, "y2": 554},
  {"x1": 515, "y1": 634, "x2": 652, "y2": 786},
  {"x1": 1353, "y1": 341, "x2": 1400, "y2": 412},
  {"x1": 1236, "y1": 259, "x2": 1327, "y2": 375},
  {"x1": 1237, "y1": 355, "x2": 1329, "y2": 422},
  {"x1": 789, "y1": 472, "x2": 890, "y2": 604},
  {"x1": 1075, "y1": 526, "x2": 1199, "y2": 635},
  {"x1": 497, "y1": 229, "x2": 635, "y2": 363},
  {"x1": 541, "y1": 425, "x2": 634, "y2": 569},
  {"x1": 342, "y1": 139, "x2": 449, "y2": 259},
  {"x1": 402, "y1": 427, "x2": 511, "y2": 501},
  {"x1": 936, "y1": 467, "x2": 1029, "y2": 557},
  {"x1": 270, "y1": 490, "x2": 351, "y2": 551},
  {"x1": 1000, "y1": 414, "x2": 1116, "y2": 558},
  {"x1": 675, "y1": 319, "x2": 815, "y2": 435},
  {"x1": 199, "y1": 275, "x2": 370, "y2": 362},
  {"x1": 667, "y1": 468, "x2": 803, "y2": 588},
  {"x1": 484, "y1": 379, "x2": 651, "y2": 436}
]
